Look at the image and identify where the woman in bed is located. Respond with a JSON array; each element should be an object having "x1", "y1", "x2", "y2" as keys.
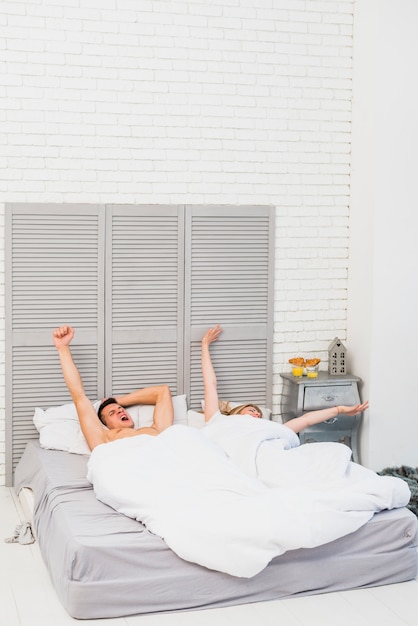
[
  {"x1": 201, "y1": 324, "x2": 374, "y2": 488},
  {"x1": 201, "y1": 324, "x2": 368, "y2": 432}
]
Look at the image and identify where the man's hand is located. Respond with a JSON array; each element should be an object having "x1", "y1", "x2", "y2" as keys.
[{"x1": 53, "y1": 325, "x2": 75, "y2": 349}]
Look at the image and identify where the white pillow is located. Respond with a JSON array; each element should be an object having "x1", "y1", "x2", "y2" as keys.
[
  {"x1": 187, "y1": 409, "x2": 206, "y2": 429},
  {"x1": 35, "y1": 419, "x2": 92, "y2": 455},
  {"x1": 33, "y1": 395, "x2": 188, "y2": 455},
  {"x1": 200, "y1": 399, "x2": 271, "y2": 420}
]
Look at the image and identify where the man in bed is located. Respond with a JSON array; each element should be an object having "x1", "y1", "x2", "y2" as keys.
[
  {"x1": 200, "y1": 324, "x2": 376, "y2": 487},
  {"x1": 52, "y1": 325, "x2": 174, "y2": 450}
]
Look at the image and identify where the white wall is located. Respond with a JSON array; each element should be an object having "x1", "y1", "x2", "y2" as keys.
[
  {"x1": 350, "y1": 0, "x2": 418, "y2": 470},
  {"x1": 0, "y1": 1, "x2": 356, "y2": 484}
]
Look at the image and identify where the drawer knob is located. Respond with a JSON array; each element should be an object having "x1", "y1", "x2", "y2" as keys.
[
  {"x1": 324, "y1": 417, "x2": 338, "y2": 424},
  {"x1": 323, "y1": 396, "x2": 336, "y2": 402}
]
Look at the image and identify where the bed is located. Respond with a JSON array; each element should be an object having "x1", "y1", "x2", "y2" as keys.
[{"x1": 14, "y1": 438, "x2": 418, "y2": 620}]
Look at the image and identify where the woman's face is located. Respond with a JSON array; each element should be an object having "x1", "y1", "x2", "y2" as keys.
[{"x1": 239, "y1": 406, "x2": 262, "y2": 418}]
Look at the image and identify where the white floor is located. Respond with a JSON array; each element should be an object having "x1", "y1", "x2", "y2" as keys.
[{"x1": 1, "y1": 486, "x2": 418, "y2": 626}]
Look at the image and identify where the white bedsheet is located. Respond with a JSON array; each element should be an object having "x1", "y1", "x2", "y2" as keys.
[{"x1": 87, "y1": 422, "x2": 410, "y2": 578}]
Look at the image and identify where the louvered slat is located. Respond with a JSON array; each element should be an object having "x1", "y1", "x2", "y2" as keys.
[
  {"x1": 111, "y1": 344, "x2": 179, "y2": 396},
  {"x1": 10, "y1": 211, "x2": 102, "y2": 330},
  {"x1": 189, "y1": 212, "x2": 271, "y2": 325}
]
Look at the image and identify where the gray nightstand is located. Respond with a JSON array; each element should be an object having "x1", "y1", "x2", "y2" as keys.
[{"x1": 280, "y1": 372, "x2": 363, "y2": 463}]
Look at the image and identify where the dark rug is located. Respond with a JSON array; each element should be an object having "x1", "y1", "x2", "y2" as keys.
[{"x1": 378, "y1": 466, "x2": 418, "y2": 517}]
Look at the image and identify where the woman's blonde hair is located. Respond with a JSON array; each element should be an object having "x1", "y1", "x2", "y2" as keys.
[{"x1": 225, "y1": 403, "x2": 262, "y2": 417}]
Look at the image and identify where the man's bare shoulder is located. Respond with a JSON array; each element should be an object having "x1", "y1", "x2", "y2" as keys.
[{"x1": 103, "y1": 426, "x2": 159, "y2": 443}]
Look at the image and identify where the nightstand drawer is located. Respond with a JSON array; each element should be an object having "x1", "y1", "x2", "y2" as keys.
[
  {"x1": 299, "y1": 427, "x2": 354, "y2": 449},
  {"x1": 303, "y1": 384, "x2": 357, "y2": 410}
]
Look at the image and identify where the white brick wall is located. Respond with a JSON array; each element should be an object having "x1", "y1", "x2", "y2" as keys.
[{"x1": 0, "y1": 0, "x2": 354, "y2": 484}]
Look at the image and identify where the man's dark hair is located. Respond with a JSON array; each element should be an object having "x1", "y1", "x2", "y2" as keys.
[{"x1": 97, "y1": 397, "x2": 117, "y2": 425}]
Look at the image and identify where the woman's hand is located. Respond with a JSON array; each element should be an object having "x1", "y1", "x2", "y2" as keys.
[
  {"x1": 201, "y1": 325, "x2": 223, "y2": 422},
  {"x1": 202, "y1": 324, "x2": 223, "y2": 347},
  {"x1": 337, "y1": 401, "x2": 369, "y2": 416}
]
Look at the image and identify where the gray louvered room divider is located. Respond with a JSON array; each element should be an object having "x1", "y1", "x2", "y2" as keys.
[{"x1": 5, "y1": 204, "x2": 274, "y2": 485}]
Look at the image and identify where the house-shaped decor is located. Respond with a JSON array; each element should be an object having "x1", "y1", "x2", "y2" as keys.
[{"x1": 328, "y1": 337, "x2": 347, "y2": 375}]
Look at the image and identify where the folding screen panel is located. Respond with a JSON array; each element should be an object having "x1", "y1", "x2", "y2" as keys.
[
  {"x1": 105, "y1": 205, "x2": 184, "y2": 396},
  {"x1": 5, "y1": 205, "x2": 105, "y2": 483},
  {"x1": 184, "y1": 205, "x2": 275, "y2": 410}
]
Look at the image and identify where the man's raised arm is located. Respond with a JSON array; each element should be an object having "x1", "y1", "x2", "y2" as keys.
[
  {"x1": 114, "y1": 385, "x2": 174, "y2": 433},
  {"x1": 53, "y1": 325, "x2": 107, "y2": 450}
]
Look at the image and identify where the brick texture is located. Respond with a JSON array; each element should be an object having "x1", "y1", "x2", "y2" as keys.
[{"x1": 0, "y1": 0, "x2": 354, "y2": 483}]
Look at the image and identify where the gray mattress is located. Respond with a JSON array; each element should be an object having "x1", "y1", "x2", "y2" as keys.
[{"x1": 14, "y1": 440, "x2": 418, "y2": 620}]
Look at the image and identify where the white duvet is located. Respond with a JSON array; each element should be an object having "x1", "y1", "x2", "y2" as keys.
[{"x1": 87, "y1": 414, "x2": 410, "y2": 578}]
